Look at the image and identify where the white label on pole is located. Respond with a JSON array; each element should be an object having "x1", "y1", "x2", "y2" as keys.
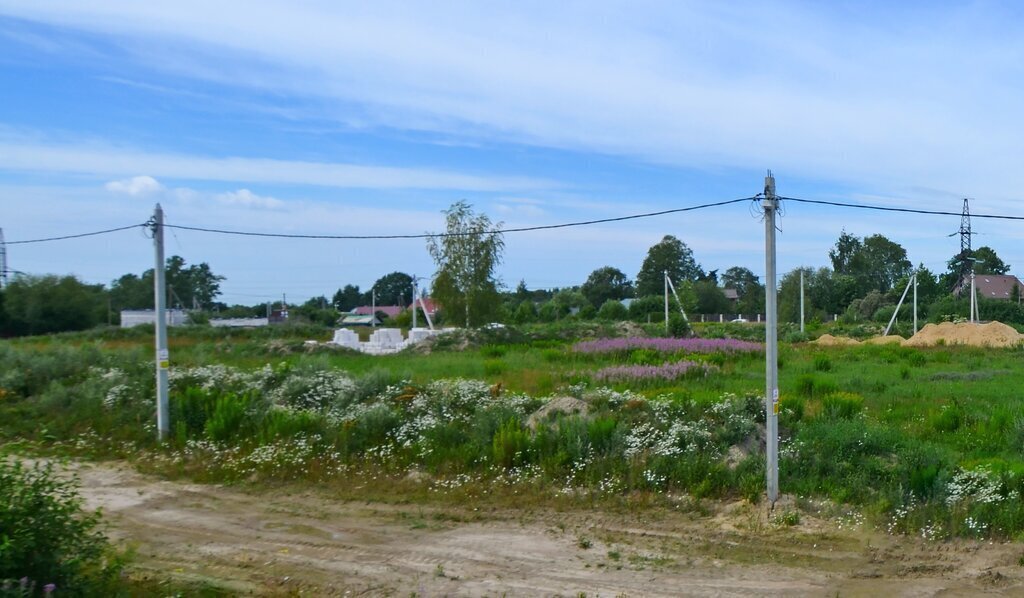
[
  {"x1": 771, "y1": 388, "x2": 779, "y2": 415},
  {"x1": 158, "y1": 349, "x2": 168, "y2": 360}
]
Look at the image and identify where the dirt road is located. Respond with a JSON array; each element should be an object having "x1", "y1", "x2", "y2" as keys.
[{"x1": 70, "y1": 461, "x2": 1023, "y2": 596}]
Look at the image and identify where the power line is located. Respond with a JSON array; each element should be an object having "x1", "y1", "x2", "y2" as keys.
[
  {"x1": 162, "y1": 197, "x2": 757, "y2": 240},
  {"x1": 780, "y1": 196, "x2": 1024, "y2": 221},
  {"x1": 6, "y1": 223, "x2": 147, "y2": 245}
]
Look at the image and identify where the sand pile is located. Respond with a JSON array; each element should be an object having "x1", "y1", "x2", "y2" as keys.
[
  {"x1": 864, "y1": 335, "x2": 905, "y2": 345},
  {"x1": 903, "y1": 321, "x2": 1024, "y2": 348},
  {"x1": 812, "y1": 334, "x2": 861, "y2": 346}
]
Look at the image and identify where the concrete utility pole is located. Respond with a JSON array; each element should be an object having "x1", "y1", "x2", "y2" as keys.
[
  {"x1": 412, "y1": 277, "x2": 419, "y2": 329},
  {"x1": 970, "y1": 271, "x2": 976, "y2": 323},
  {"x1": 799, "y1": 269, "x2": 805, "y2": 334},
  {"x1": 762, "y1": 172, "x2": 780, "y2": 506},
  {"x1": 913, "y1": 272, "x2": 918, "y2": 334},
  {"x1": 371, "y1": 289, "x2": 377, "y2": 328},
  {"x1": 663, "y1": 270, "x2": 669, "y2": 333},
  {"x1": 152, "y1": 204, "x2": 170, "y2": 441}
]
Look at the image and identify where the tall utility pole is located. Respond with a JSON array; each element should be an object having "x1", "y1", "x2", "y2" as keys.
[
  {"x1": 762, "y1": 171, "x2": 780, "y2": 506},
  {"x1": 799, "y1": 269, "x2": 805, "y2": 334},
  {"x1": 913, "y1": 272, "x2": 918, "y2": 334},
  {"x1": 412, "y1": 277, "x2": 419, "y2": 329},
  {"x1": 663, "y1": 270, "x2": 669, "y2": 333},
  {"x1": 371, "y1": 289, "x2": 377, "y2": 328},
  {"x1": 152, "y1": 205, "x2": 170, "y2": 441}
]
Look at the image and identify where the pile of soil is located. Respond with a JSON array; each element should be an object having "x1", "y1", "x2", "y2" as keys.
[
  {"x1": 863, "y1": 335, "x2": 904, "y2": 345},
  {"x1": 812, "y1": 334, "x2": 861, "y2": 346},
  {"x1": 526, "y1": 396, "x2": 589, "y2": 430},
  {"x1": 903, "y1": 321, "x2": 1024, "y2": 348}
]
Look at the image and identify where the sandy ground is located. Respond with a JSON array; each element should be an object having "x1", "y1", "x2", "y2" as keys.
[{"x1": 64, "y1": 461, "x2": 1024, "y2": 596}]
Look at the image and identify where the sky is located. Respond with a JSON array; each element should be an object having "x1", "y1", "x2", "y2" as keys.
[{"x1": 1, "y1": 1, "x2": 1023, "y2": 306}]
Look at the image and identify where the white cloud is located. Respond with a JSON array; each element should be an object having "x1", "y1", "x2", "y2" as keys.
[
  {"x1": 2, "y1": 2, "x2": 1024, "y2": 199},
  {"x1": 104, "y1": 175, "x2": 164, "y2": 196},
  {"x1": 0, "y1": 138, "x2": 557, "y2": 192},
  {"x1": 214, "y1": 188, "x2": 283, "y2": 209}
]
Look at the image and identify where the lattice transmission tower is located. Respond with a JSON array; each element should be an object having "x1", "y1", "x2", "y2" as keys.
[{"x1": 952, "y1": 198, "x2": 975, "y2": 293}]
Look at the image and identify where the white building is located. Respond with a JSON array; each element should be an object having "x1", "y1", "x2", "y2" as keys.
[{"x1": 120, "y1": 309, "x2": 189, "y2": 328}]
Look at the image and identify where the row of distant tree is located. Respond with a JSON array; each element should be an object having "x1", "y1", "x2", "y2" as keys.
[{"x1": 0, "y1": 201, "x2": 1018, "y2": 336}]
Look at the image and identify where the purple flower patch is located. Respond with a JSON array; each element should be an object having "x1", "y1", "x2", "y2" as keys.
[
  {"x1": 590, "y1": 360, "x2": 715, "y2": 384},
  {"x1": 573, "y1": 337, "x2": 762, "y2": 355}
]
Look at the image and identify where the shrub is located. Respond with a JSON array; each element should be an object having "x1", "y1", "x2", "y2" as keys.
[
  {"x1": 668, "y1": 314, "x2": 691, "y2": 338},
  {"x1": 492, "y1": 419, "x2": 530, "y2": 468},
  {"x1": 820, "y1": 392, "x2": 864, "y2": 420},
  {"x1": 597, "y1": 300, "x2": 628, "y2": 321},
  {"x1": 794, "y1": 375, "x2": 837, "y2": 399},
  {"x1": 812, "y1": 354, "x2": 832, "y2": 372},
  {"x1": 0, "y1": 461, "x2": 125, "y2": 593},
  {"x1": 480, "y1": 345, "x2": 507, "y2": 358},
  {"x1": 205, "y1": 392, "x2": 255, "y2": 443}
]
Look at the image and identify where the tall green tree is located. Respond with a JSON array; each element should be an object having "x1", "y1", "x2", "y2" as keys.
[
  {"x1": 580, "y1": 266, "x2": 633, "y2": 308},
  {"x1": 369, "y1": 272, "x2": 413, "y2": 306},
  {"x1": 828, "y1": 232, "x2": 911, "y2": 294},
  {"x1": 427, "y1": 201, "x2": 505, "y2": 327},
  {"x1": 331, "y1": 284, "x2": 362, "y2": 311},
  {"x1": 694, "y1": 280, "x2": 730, "y2": 313},
  {"x1": 721, "y1": 266, "x2": 759, "y2": 298},
  {"x1": 2, "y1": 274, "x2": 107, "y2": 336},
  {"x1": 859, "y1": 235, "x2": 912, "y2": 293},
  {"x1": 635, "y1": 235, "x2": 703, "y2": 296},
  {"x1": 109, "y1": 256, "x2": 224, "y2": 310},
  {"x1": 969, "y1": 246, "x2": 1010, "y2": 275},
  {"x1": 828, "y1": 230, "x2": 862, "y2": 274}
]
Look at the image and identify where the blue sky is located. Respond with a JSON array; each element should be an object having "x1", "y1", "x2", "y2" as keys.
[{"x1": 1, "y1": 1, "x2": 1023, "y2": 305}]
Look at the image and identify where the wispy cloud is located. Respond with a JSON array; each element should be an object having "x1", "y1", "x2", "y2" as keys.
[
  {"x1": 3, "y1": 2, "x2": 1024, "y2": 198},
  {"x1": 104, "y1": 175, "x2": 285, "y2": 210},
  {"x1": 0, "y1": 137, "x2": 558, "y2": 192}
]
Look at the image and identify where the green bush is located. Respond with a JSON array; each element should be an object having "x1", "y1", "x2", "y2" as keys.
[
  {"x1": 492, "y1": 419, "x2": 530, "y2": 468},
  {"x1": 597, "y1": 300, "x2": 628, "y2": 321},
  {"x1": 668, "y1": 314, "x2": 691, "y2": 338},
  {"x1": 205, "y1": 392, "x2": 255, "y2": 443},
  {"x1": 820, "y1": 392, "x2": 864, "y2": 420},
  {"x1": 0, "y1": 461, "x2": 125, "y2": 593},
  {"x1": 812, "y1": 354, "x2": 832, "y2": 372}
]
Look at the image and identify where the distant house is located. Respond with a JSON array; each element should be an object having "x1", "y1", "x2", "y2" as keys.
[
  {"x1": 722, "y1": 288, "x2": 740, "y2": 307},
  {"x1": 269, "y1": 309, "x2": 289, "y2": 324},
  {"x1": 958, "y1": 274, "x2": 1024, "y2": 301},
  {"x1": 340, "y1": 314, "x2": 381, "y2": 327},
  {"x1": 120, "y1": 309, "x2": 189, "y2": 328},
  {"x1": 408, "y1": 297, "x2": 440, "y2": 317},
  {"x1": 352, "y1": 305, "x2": 404, "y2": 319}
]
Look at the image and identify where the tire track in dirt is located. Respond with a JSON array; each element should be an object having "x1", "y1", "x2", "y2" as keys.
[{"x1": 67, "y1": 460, "x2": 1024, "y2": 596}]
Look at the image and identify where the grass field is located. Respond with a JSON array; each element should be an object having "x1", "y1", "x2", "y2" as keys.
[{"x1": 3, "y1": 321, "x2": 1024, "y2": 544}]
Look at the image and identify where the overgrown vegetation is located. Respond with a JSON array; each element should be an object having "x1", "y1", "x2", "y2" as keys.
[
  {"x1": 3, "y1": 323, "x2": 1024, "y2": 545},
  {"x1": 0, "y1": 460, "x2": 126, "y2": 595}
]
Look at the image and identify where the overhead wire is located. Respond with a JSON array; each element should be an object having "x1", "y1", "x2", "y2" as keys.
[
  {"x1": 6, "y1": 194, "x2": 1024, "y2": 247},
  {"x1": 6, "y1": 223, "x2": 148, "y2": 245},
  {"x1": 780, "y1": 196, "x2": 1024, "y2": 221},
  {"x1": 161, "y1": 197, "x2": 758, "y2": 240}
]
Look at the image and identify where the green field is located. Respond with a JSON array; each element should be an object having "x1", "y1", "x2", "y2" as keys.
[{"x1": 3, "y1": 321, "x2": 1024, "y2": 542}]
